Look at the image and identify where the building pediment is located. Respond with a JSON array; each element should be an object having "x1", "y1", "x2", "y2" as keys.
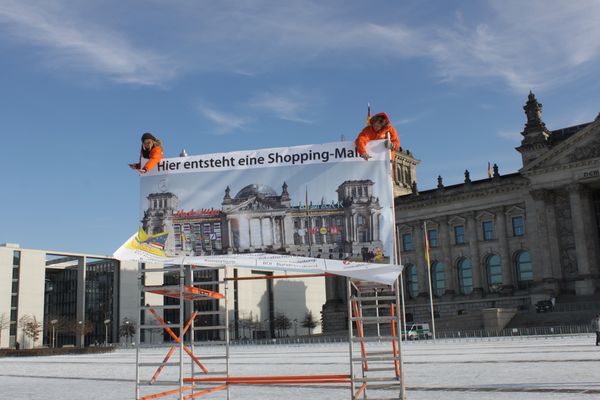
[
  {"x1": 448, "y1": 215, "x2": 466, "y2": 226},
  {"x1": 476, "y1": 210, "x2": 495, "y2": 221},
  {"x1": 397, "y1": 224, "x2": 413, "y2": 233},
  {"x1": 521, "y1": 118, "x2": 600, "y2": 173},
  {"x1": 505, "y1": 205, "x2": 525, "y2": 217}
]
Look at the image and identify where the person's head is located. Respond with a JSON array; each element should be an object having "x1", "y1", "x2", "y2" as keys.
[
  {"x1": 370, "y1": 113, "x2": 389, "y2": 131},
  {"x1": 141, "y1": 132, "x2": 157, "y2": 150}
]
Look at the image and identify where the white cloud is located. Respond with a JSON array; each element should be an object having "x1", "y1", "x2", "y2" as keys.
[
  {"x1": 1, "y1": 0, "x2": 599, "y2": 92},
  {"x1": 428, "y1": 0, "x2": 600, "y2": 91},
  {"x1": 248, "y1": 90, "x2": 314, "y2": 123},
  {"x1": 197, "y1": 105, "x2": 248, "y2": 134},
  {"x1": 0, "y1": 1, "x2": 175, "y2": 86}
]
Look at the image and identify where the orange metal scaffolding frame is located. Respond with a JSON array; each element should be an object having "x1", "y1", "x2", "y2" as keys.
[{"x1": 135, "y1": 264, "x2": 406, "y2": 400}]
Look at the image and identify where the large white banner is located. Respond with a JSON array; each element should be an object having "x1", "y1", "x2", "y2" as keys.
[{"x1": 114, "y1": 140, "x2": 402, "y2": 284}]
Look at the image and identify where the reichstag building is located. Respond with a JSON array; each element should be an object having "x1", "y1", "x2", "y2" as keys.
[{"x1": 388, "y1": 92, "x2": 600, "y2": 327}]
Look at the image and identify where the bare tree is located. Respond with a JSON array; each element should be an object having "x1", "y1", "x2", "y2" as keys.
[
  {"x1": 23, "y1": 316, "x2": 42, "y2": 347},
  {"x1": 0, "y1": 313, "x2": 10, "y2": 347},
  {"x1": 301, "y1": 311, "x2": 319, "y2": 336},
  {"x1": 18, "y1": 315, "x2": 32, "y2": 348},
  {"x1": 273, "y1": 312, "x2": 291, "y2": 338}
]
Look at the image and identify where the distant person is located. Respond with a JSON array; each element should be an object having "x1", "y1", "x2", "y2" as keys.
[
  {"x1": 592, "y1": 314, "x2": 600, "y2": 346},
  {"x1": 355, "y1": 112, "x2": 400, "y2": 161},
  {"x1": 15, "y1": 341, "x2": 20, "y2": 350},
  {"x1": 129, "y1": 132, "x2": 163, "y2": 173}
]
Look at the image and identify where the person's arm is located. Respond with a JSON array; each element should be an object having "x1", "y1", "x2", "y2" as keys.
[
  {"x1": 390, "y1": 127, "x2": 400, "y2": 151},
  {"x1": 355, "y1": 129, "x2": 372, "y2": 160},
  {"x1": 141, "y1": 146, "x2": 164, "y2": 172}
]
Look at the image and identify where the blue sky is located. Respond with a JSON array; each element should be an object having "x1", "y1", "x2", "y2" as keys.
[{"x1": 1, "y1": 0, "x2": 599, "y2": 255}]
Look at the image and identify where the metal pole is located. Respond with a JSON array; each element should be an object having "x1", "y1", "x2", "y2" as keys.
[
  {"x1": 399, "y1": 272, "x2": 407, "y2": 341},
  {"x1": 423, "y1": 222, "x2": 436, "y2": 340},
  {"x1": 346, "y1": 278, "x2": 355, "y2": 399},
  {"x1": 135, "y1": 262, "x2": 142, "y2": 400},
  {"x1": 395, "y1": 278, "x2": 407, "y2": 400},
  {"x1": 189, "y1": 265, "x2": 195, "y2": 399},
  {"x1": 224, "y1": 266, "x2": 231, "y2": 400},
  {"x1": 395, "y1": 225, "x2": 408, "y2": 341},
  {"x1": 179, "y1": 261, "x2": 185, "y2": 400},
  {"x1": 374, "y1": 289, "x2": 380, "y2": 337}
]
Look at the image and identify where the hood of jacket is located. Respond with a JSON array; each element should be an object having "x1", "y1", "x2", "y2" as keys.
[{"x1": 370, "y1": 112, "x2": 390, "y2": 127}]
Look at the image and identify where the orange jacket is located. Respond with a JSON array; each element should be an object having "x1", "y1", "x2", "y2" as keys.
[
  {"x1": 355, "y1": 112, "x2": 400, "y2": 160},
  {"x1": 138, "y1": 145, "x2": 163, "y2": 172}
]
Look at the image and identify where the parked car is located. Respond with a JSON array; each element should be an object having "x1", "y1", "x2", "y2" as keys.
[
  {"x1": 535, "y1": 300, "x2": 554, "y2": 313},
  {"x1": 402, "y1": 323, "x2": 432, "y2": 340}
]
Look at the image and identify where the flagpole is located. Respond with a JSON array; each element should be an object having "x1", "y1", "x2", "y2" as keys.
[{"x1": 424, "y1": 221, "x2": 436, "y2": 340}]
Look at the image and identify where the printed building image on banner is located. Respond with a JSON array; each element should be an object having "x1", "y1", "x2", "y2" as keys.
[{"x1": 136, "y1": 141, "x2": 395, "y2": 264}]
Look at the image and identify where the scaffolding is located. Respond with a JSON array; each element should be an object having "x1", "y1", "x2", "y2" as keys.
[
  {"x1": 135, "y1": 265, "x2": 405, "y2": 399},
  {"x1": 348, "y1": 279, "x2": 406, "y2": 400},
  {"x1": 136, "y1": 263, "x2": 230, "y2": 400}
]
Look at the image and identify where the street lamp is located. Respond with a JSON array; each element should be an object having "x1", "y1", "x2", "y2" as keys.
[
  {"x1": 50, "y1": 319, "x2": 58, "y2": 348},
  {"x1": 103, "y1": 319, "x2": 111, "y2": 346},
  {"x1": 124, "y1": 320, "x2": 130, "y2": 346}
]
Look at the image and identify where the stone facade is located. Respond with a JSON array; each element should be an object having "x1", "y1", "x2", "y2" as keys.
[{"x1": 393, "y1": 93, "x2": 600, "y2": 326}]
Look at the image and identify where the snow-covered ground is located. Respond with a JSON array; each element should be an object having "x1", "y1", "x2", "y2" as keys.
[{"x1": 2, "y1": 334, "x2": 599, "y2": 399}]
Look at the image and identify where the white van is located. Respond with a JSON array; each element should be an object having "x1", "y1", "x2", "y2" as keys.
[{"x1": 403, "y1": 323, "x2": 432, "y2": 340}]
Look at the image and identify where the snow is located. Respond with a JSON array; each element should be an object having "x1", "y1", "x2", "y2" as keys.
[{"x1": 1, "y1": 334, "x2": 599, "y2": 399}]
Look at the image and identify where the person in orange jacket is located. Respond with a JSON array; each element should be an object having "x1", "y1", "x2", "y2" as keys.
[
  {"x1": 129, "y1": 132, "x2": 163, "y2": 173},
  {"x1": 355, "y1": 112, "x2": 400, "y2": 160}
]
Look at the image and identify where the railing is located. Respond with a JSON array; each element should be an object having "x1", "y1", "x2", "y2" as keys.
[
  {"x1": 435, "y1": 324, "x2": 593, "y2": 339},
  {"x1": 137, "y1": 323, "x2": 593, "y2": 347}
]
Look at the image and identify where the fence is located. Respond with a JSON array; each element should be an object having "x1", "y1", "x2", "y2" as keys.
[
  {"x1": 141, "y1": 323, "x2": 593, "y2": 347},
  {"x1": 435, "y1": 323, "x2": 594, "y2": 339}
]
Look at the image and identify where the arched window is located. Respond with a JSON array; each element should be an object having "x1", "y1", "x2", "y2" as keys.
[
  {"x1": 516, "y1": 251, "x2": 533, "y2": 287},
  {"x1": 405, "y1": 264, "x2": 419, "y2": 299},
  {"x1": 431, "y1": 262, "x2": 445, "y2": 297},
  {"x1": 457, "y1": 258, "x2": 473, "y2": 295},
  {"x1": 487, "y1": 255, "x2": 503, "y2": 292}
]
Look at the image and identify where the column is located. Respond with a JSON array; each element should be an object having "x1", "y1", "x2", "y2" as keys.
[
  {"x1": 568, "y1": 184, "x2": 593, "y2": 276},
  {"x1": 495, "y1": 207, "x2": 514, "y2": 290},
  {"x1": 439, "y1": 216, "x2": 455, "y2": 295},
  {"x1": 76, "y1": 256, "x2": 86, "y2": 347},
  {"x1": 528, "y1": 190, "x2": 555, "y2": 282},
  {"x1": 413, "y1": 222, "x2": 429, "y2": 298},
  {"x1": 466, "y1": 212, "x2": 483, "y2": 295},
  {"x1": 227, "y1": 219, "x2": 233, "y2": 250}
]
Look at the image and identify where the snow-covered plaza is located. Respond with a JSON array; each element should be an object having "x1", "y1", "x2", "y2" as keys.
[{"x1": 1, "y1": 334, "x2": 599, "y2": 400}]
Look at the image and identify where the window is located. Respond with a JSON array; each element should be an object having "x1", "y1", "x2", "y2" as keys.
[
  {"x1": 487, "y1": 255, "x2": 503, "y2": 292},
  {"x1": 427, "y1": 229, "x2": 438, "y2": 248},
  {"x1": 482, "y1": 221, "x2": 494, "y2": 241},
  {"x1": 512, "y1": 216, "x2": 525, "y2": 236},
  {"x1": 402, "y1": 233, "x2": 413, "y2": 251},
  {"x1": 431, "y1": 262, "x2": 445, "y2": 297},
  {"x1": 457, "y1": 258, "x2": 473, "y2": 295},
  {"x1": 406, "y1": 264, "x2": 419, "y2": 299},
  {"x1": 454, "y1": 225, "x2": 465, "y2": 244},
  {"x1": 12, "y1": 251, "x2": 20, "y2": 266},
  {"x1": 516, "y1": 251, "x2": 533, "y2": 285}
]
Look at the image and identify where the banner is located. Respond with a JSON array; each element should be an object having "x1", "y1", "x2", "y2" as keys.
[{"x1": 114, "y1": 140, "x2": 402, "y2": 284}]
